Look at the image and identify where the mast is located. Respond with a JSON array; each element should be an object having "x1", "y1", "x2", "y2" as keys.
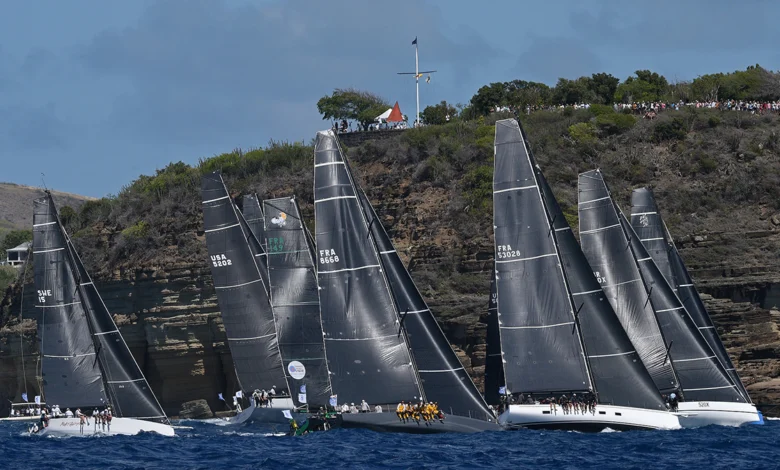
[
  {"x1": 313, "y1": 130, "x2": 422, "y2": 407},
  {"x1": 493, "y1": 119, "x2": 591, "y2": 396}
]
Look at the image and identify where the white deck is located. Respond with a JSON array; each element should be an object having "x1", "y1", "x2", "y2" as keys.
[
  {"x1": 675, "y1": 401, "x2": 763, "y2": 428},
  {"x1": 226, "y1": 397, "x2": 297, "y2": 425},
  {"x1": 498, "y1": 404, "x2": 680, "y2": 431},
  {"x1": 38, "y1": 417, "x2": 175, "y2": 437}
]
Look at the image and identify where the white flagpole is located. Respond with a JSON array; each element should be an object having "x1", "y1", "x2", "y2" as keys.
[{"x1": 415, "y1": 42, "x2": 420, "y2": 126}]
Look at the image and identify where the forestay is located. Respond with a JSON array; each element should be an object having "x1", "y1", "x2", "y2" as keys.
[
  {"x1": 536, "y1": 172, "x2": 666, "y2": 410},
  {"x1": 630, "y1": 188, "x2": 751, "y2": 402},
  {"x1": 314, "y1": 130, "x2": 422, "y2": 406},
  {"x1": 578, "y1": 170, "x2": 679, "y2": 395},
  {"x1": 620, "y1": 213, "x2": 745, "y2": 402},
  {"x1": 358, "y1": 189, "x2": 493, "y2": 420},
  {"x1": 201, "y1": 172, "x2": 289, "y2": 397},
  {"x1": 262, "y1": 196, "x2": 332, "y2": 408},
  {"x1": 493, "y1": 119, "x2": 590, "y2": 395},
  {"x1": 34, "y1": 194, "x2": 168, "y2": 422}
]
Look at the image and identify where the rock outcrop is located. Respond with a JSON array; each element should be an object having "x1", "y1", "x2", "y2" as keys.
[{"x1": 178, "y1": 399, "x2": 214, "y2": 420}]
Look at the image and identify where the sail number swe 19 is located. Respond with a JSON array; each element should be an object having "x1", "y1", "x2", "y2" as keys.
[{"x1": 319, "y1": 249, "x2": 340, "y2": 264}]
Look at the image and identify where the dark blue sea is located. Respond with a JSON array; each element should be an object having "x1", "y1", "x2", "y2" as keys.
[{"x1": 2, "y1": 418, "x2": 778, "y2": 469}]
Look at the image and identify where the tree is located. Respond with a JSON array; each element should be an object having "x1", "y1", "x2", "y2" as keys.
[
  {"x1": 614, "y1": 70, "x2": 669, "y2": 102},
  {"x1": 316, "y1": 88, "x2": 390, "y2": 131},
  {"x1": 552, "y1": 77, "x2": 595, "y2": 105},
  {"x1": 469, "y1": 82, "x2": 507, "y2": 116},
  {"x1": 421, "y1": 101, "x2": 458, "y2": 125},
  {"x1": 691, "y1": 73, "x2": 723, "y2": 102},
  {"x1": 504, "y1": 80, "x2": 551, "y2": 109},
  {"x1": 587, "y1": 73, "x2": 620, "y2": 104},
  {"x1": 0, "y1": 229, "x2": 32, "y2": 254}
]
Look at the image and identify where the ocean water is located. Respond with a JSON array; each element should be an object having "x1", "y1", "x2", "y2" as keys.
[{"x1": 1, "y1": 418, "x2": 778, "y2": 469}]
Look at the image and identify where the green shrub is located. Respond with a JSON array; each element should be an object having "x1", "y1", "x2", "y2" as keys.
[
  {"x1": 568, "y1": 122, "x2": 597, "y2": 143},
  {"x1": 461, "y1": 165, "x2": 493, "y2": 212},
  {"x1": 589, "y1": 104, "x2": 615, "y2": 117},
  {"x1": 121, "y1": 221, "x2": 149, "y2": 239},
  {"x1": 653, "y1": 117, "x2": 688, "y2": 142},
  {"x1": 708, "y1": 116, "x2": 721, "y2": 128},
  {"x1": 595, "y1": 113, "x2": 637, "y2": 135}
]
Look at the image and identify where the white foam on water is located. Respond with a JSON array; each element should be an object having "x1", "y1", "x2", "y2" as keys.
[
  {"x1": 599, "y1": 427, "x2": 620, "y2": 433},
  {"x1": 765, "y1": 417, "x2": 779, "y2": 420}
]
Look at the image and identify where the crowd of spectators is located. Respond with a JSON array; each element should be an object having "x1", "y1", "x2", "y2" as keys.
[{"x1": 501, "y1": 100, "x2": 780, "y2": 119}]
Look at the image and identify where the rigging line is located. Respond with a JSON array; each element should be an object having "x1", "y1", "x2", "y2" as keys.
[{"x1": 18, "y1": 248, "x2": 31, "y2": 398}]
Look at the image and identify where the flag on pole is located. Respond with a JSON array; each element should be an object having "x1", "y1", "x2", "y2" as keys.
[
  {"x1": 412, "y1": 37, "x2": 417, "y2": 45},
  {"x1": 34, "y1": 395, "x2": 41, "y2": 405},
  {"x1": 299, "y1": 384, "x2": 306, "y2": 394},
  {"x1": 218, "y1": 393, "x2": 225, "y2": 401},
  {"x1": 426, "y1": 75, "x2": 431, "y2": 83},
  {"x1": 21, "y1": 393, "x2": 28, "y2": 402},
  {"x1": 498, "y1": 386, "x2": 506, "y2": 395},
  {"x1": 329, "y1": 395, "x2": 338, "y2": 407},
  {"x1": 298, "y1": 393, "x2": 307, "y2": 404},
  {"x1": 282, "y1": 409, "x2": 293, "y2": 420},
  {"x1": 235, "y1": 390, "x2": 243, "y2": 398}
]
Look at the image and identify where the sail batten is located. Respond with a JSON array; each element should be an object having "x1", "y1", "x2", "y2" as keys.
[
  {"x1": 493, "y1": 119, "x2": 591, "y2": 395},
  {"x1": 201, "y1": 172, "x2": 289, "y2": 397},
  {"x1": 260, "y1": 196, "x2": 333, "y2": 408},
  {"x1": 314, "y1": 130, "x2": 422, "y2": 406},
  {"x1": 358, "y1": 189, "x2": 493, "y2": 420}
]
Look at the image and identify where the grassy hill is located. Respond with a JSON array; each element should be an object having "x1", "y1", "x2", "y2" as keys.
[{"x1": 0, "y1": 183, "x2": 94, "y2": 234}]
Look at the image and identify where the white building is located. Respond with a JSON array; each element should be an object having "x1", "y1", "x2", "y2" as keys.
[{"x1": 6, "y1": 242, "x2": 31, "y2": 268}]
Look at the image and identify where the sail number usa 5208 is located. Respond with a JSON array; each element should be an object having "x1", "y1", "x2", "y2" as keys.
[
  {"x1": 211, "y1": 254, "x2": 232, "y2": 267},
  {"x1": 319, "y1": 249, "x2": 340, "y2": 265}
]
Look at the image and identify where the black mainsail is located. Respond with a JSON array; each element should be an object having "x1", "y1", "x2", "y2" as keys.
[
  {"x1": 358, "y1": 189, "x2": 493, "y2": 419},
  {"x1": 535, "y1": 170, "x2": 667, "y2": 410},
  {"x1": 630, "y1": 188, "x2": 751, "y2": 401},
  {"x1": 619, "y1": 212, "x2": 745, "y2": 402},
  {"x1": 34, "y1": 193, "x2": 168, "y2": 422},
  {"x1": 484, "y1": 272, "x2": 504, "y2": 407},
  {"x1": 578, "y1": 170, "x2": 680, "y2": 395},
  {"x1": 314, "y1": 130, "x2": 422, "y2": 406},
  {"x1": 262, "y1": 196, "x2": 332, "y2": 408},
  {"x1": 493, "y1": 119, "x2": 591, "y2": 395},
  {"x1": 201, "y1": 172, "x2": 289, "y2": 397}
]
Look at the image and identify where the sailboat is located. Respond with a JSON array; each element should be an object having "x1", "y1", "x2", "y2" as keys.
[
  {"x1": 578, "y1": 170, "x2": 762, "y2": 427},
  {"x1": 313, "y1": 130, "x2": 499, "y2": 433},
  {"x1": 201, "y1": 173, "x2": 295, "y2": 425},
  {"x1": 629, "y1": 188, "x2": 762, "y2": 426},
  {"x1": 492, "y1": 119, "x2": 678, "y2": 431},
  {"x1": 32, "y1": 192, "x2": 174, "y2": 436}
]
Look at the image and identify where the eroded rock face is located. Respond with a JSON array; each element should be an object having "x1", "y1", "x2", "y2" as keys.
[{"x1": 178, "y1": 399, "x2": 214, "y2": 419}]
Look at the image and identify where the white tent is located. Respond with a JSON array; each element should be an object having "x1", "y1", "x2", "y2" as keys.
[{"x1": 375, "y1": 108, "x2": 393, "y2": 122}]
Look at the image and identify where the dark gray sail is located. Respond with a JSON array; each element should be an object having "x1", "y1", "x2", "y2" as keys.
[
  {"x1": 314, "y1": 130, "x2": 422, "y2": 406},
  {"x1": 630, "y1": 188, "x2": 751, "y2": 401},
  {"x1": 629, "y1": 189, "x2": 674, "y2": 290},
  {"x1": 201, "y1": 172, "x2": 289, "y2": 397},
  {"x1": 241, "y1": 194, "x2": 271, "y2": 283},
  {"x1": 34, "y1": 196, "x2": 106, "y2": 409},
  {"x1": 536, "y1": 173, "x2": 666, "y2": 410},
  {"x1": 484, "y1": 272, "x2": 504, "y2": 407},
  {"x1": 35, "y1": 194, "x2": 169, "y2": 422},
  {"x1": 262, "y1": 196, "x2": 332, "y2": 408},
  {"x1": 620, "y1": 213, "x2": 744, "y2": 402},
  {"x1": 493, "y1": 119, "x2": 591, "y2": 395},
  {"x1": 358, "y1": 189, "x2": 493, "y2": 420},
  {"x1": 578, "y1": 170, "x2": 679, "y2": 394}
]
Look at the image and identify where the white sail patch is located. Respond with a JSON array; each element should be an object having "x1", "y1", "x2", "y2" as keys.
[
  {"x1": 593, "y1": 271, "x2": 608, "y2": 284},
  {"x1": 496, "y1": 244, "x2": 521, "y2": 260},
  {"x1": 318, "y1": 249, "x2": 340, "y2": 265},
  {"x1": 37, "y1": 289, "x2": 52, "y2": 304},
  {"x1": 210, "y1": 254, "x2": 233, "y2": 267}
]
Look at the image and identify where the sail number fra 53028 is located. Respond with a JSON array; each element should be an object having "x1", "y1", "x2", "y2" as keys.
[
  {"x1": 496, "y1": 245, "x2": 521, "y2": 259},
  {"x1": 319, "y1": 249, "x2": 340, "y2": 264}
]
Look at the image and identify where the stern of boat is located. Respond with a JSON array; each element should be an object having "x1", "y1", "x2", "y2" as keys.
[{"x1": 675, "y1": 401, "x2": 763, "y2": 428}]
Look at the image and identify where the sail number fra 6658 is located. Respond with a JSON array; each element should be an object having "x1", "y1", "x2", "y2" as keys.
[{"x1": 319, "y1": 249, "x2": 340, "y2": 264}]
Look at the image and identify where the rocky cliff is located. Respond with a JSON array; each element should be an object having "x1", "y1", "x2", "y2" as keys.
[{"x1": 2, "y1": 109, "x2": 779, "y2": 417}]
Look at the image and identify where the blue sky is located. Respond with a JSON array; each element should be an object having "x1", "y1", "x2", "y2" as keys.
[{"x1": 1, "y1": 0, "x2": 778, "y2": 197}]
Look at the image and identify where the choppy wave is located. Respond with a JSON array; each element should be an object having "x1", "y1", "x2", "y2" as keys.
[{"x1": 1, "y1": 419, "x2": 777, "y2": 469}]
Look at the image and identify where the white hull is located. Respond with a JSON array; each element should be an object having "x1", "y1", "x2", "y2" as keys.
[
  {"x1": 38, "y1": 417, "x2": 175, "y2": 437},
  {"x1": 0, "y1": 416, "x2": 40, "y2": 422},
  {"x1": 498, "y1": 404, "x2": 680, "y2": 431},
  {"x1": 226, "y1": 398, "x2": 298, "y2": 425},
  {"x1": 675, "y1": 401, "x2": 763, "y2": 428}
]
